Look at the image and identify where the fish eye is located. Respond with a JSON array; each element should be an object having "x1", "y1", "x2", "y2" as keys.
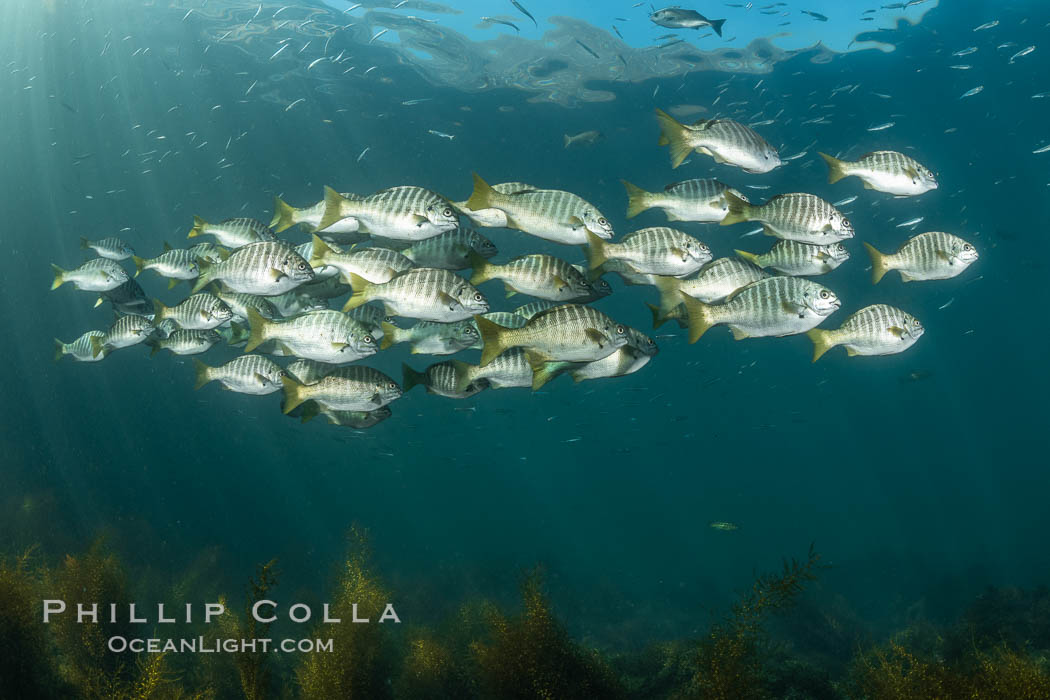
[
  {"x1": 364, "y1": 335, "x2": 373, "y2": 344},
  {"x1": 474, "y1": 293, "x2": 483, "y2": 302},
  {"x1": 388, "y1": 382, "x2": 397, "y2": 389},
  {"x1": 963, "y1": 244, "x2": 973, "y2": 250},
  {"x1": 647, "y1": 338, "x2": 654, "y2": 345},
  {"x1": 616, "y1": 325, "x2": 625, "y2": 334},
  {"x1": 298, "y1": 262, "x2": 306, "y2": 270},
  {"x1": 819, "y1": 290, "x2": 830, "y2": 299},
  {"x1": 598, "y1": 217, "x2": 608, "y2": 226},
  {"x1": 842, "y1": 219, "x2": 850, "y2": 227},
  {"x1": 913, "y1": 319, "x2": 921, "y2": 327},
  {"x1": 443, "y1": 207, "x2": 453, "y2": 217}
]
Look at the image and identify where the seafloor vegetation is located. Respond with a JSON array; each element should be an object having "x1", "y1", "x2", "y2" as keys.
[{"x1": 2, "y1": 533, "x2": 1049, "y2": 699}]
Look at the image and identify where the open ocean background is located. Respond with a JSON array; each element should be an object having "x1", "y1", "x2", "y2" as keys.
[{"x1": 2, "y1": 0, "x2": 1048, "y2": 650}]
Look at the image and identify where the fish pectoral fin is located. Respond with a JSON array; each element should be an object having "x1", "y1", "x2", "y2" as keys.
[
  {"x1": 411, "y1": 214, "x2": 427, "y2": 227},
  {"x1": 846, "y1": 347, "x2": 859, "y2": 356},
  {"x1": 503, "y1": 283, "x2": 518, "y2": 299},
  {"x1": 167, "y1": 278, "x2": 178, "y2": 290},
  {"x1": 761, "y1": 224, "x2": 776, "y2": 237},
  {"x1": 584, "y1": 328, "x2": 610, "y2": 347},
  {"x1": 438, "y1": 292, "x2": 459, "y2": 310},
  {"x1": 550, "y1": 274, "x2": 566, "y2": 290},
  {"x1": 904, "y1": 166, "x2": 919, "y2": 179},
  {"x1": 331, "y1": 341, "x2": 349, "y2": 350},
  {"x1": 781, "y1": 300, "x2": 806, "y2": 318},
  {"x1": 371, "y1": 392, "x2": 383, "y2": 405},
  {"x1": 935, "y1": 250, "x2": 952, "y2": 263},
  {"x1": 276, "y1": 341, "x2": 296, "y2": 355},
  {"x1": 269, "y1": 268, "x2": 288, "y2": 282},
  {"x1": 888, "y1": 326, "x2": 906, "y2": 338},
  {"x1": 253, "y1": 372, "x2": 270, "y2": 385},
  {"x1": 568, "y1": 215, "x2": 584, "y2": 231}
]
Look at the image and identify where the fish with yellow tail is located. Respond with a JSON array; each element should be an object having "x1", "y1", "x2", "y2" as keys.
[
  {"x1": 187, "y1": 217, "x2": 276, "y2": 248},
  {"x1": 680, "y1": 276, "x2": 840, "y2": 344},
  {"x1": 191, "y1": 241, "x2": 314, "y2": 296},
  {"x1": 281, "y1": 366, "x2": 402, "y2": 414},
  {"x1": 654, "y1": 108, "x2": 781, "y2": 173},
  {"x1": 193, "y1": 355, "x2": 285, "y2": 395},
  {"x1": 735, "y1": 240, "x2": 849, "y2": 277},
  {"x1": 585, "y1": 227, "x2": 711, "y2": 278},
  {"x1": 863, "y1": 232, "x2": 978, "y2": 284},
  {"x1": 474, "y1": 304, "x2": 629, "y2": 368},
  {"x1": 270, "y1": 192, "x2": 364, "y2": 235},
  {"x1": 722, "y1": 192, "x2": 854, "y2": 245},
  {"x1": 244, "y1": 308, "x2": 376, "y2": 364},
  {"x1": 469, "y1": 252, "x2": 593, "y2": 301},
  {"x1": 308, "y1": 234, "x2": 415, "y2": 284},
  {"x1": 402, "y1": 361, "x2": 487, "y2": 399},
  {"x1": 651, "y1": 257, "x2": 768, "y2": 315},
  {"x1": 807, "y1": 304, "x2": 924, "y2": 362},
  {"x1": 342, "y1": 269, "x2": 488, "y2": 322},
  {"x1": 465, "y1": 174, "x2": 613, "y2": 245},
  {"x1": 818, "y1": 151, "x2": 937, "y2": 196},
  {"x1": 453, "y1": 182, "x2": 537, "y2": 228},
  {"x1": 622, "y1": 178, "x2": 747, "y2": 222},
  {"x1": 530, "y1": 326, "x2": 658, "y2": 390},
  {"x1": 317, "y1": 186, "x2": 458, "y2": 241}
]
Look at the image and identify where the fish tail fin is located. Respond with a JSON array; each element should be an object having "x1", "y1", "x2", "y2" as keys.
[
  {"x1": 309, "y1": 233, "x2": 333, "y2": 270},
  {"x1": 734, "y1": 249, "x2": 764, "y2": 268},
  {"x1": 819, "y1": 152, "x2": 850, "y2": 184},
  {"x1": 79, "y1": 237, "x2": 90, "y2": 250},
  {"x1": 280, "y1": 376, "x2": 307, "y2": 414},
  {"x1": 863, "y1": 242, "x2": 890, "y2": 284},
  {"x1": 622, "y1": 180, "x2": 653, "y2": 219},
  {"x1": 192, "y1": 359, "x2": 213, "y2": 389},
  {"x1": 467, "y1": 250, "x2": 495, "y2": 286},
  {"x1": 474, "y1": 314, "x2": 508, "y2": 367},
  {"x1": 244, "y1": 307, "x2": 270, "y2": 352},
  {"x1": 152, "y1": 299, "x2": 168, "y2": 322},
  {"x1": 563, "y1": 134, "x2": 571, "y2": 149},
  {"x1": 584, "y1": 231, "x2": 608, "y2": 271},
  {"x1": 681, "y1": 294, "x2": 714, "y2": 344},
  {"x1": 189, "y1": 259, "x2": 212, "y2": 294},
  {"x1": 720, "y1": 191, "x2": 753, "y2": 226},
  {"x1": 379, "y1": 322, "x2": 399, "y2": 350},
  {"x1": 401, "y1": 362, "x2": 425, "y2": 392},
  {"x1": 53, "y1": 338, "x2": 65, "y2": 362},
  {"x1": 298, "y1": 401, "x2": 320, "y2": 424},
  {"x1": 645, "y1": 302, "x2": 668, "y2": 330},
  {"x1": 709, "y1": 18, "x2": 726, "y2": 37},
  {"x1": 148, "y1": 342, "x2": 161, "y2": 358},
  {"x1": 271, "y1": 196, "x2": 298, "y2": 233},
  {"x1": 531, "y1": 359, "x2": 567, "y2": 391},
  {"x1": 653, "y1": 275, "x2": 683, "y2": 315},
  {"x1": 654, "y1": 108, "x2": 693, "y2": 169},
  {"x1": 806, "y1": 328, "x2": 837, "y2": 363},
  {"x1": 131, "y1": 255, "x2": 146, "y2": 277},
  {"x1": 50, "y1": 264, "x2": 66, "y2": 290},
  {"x1": 187, "y1": 215, "x2": 207, "y2": 239},
  {"x1": 228, "y1": 321, "x2": 250, "y2": 346},
  {"x1": 341, "y1": 273, "x2": 372, "y2": 312},
  {"x1": 317, "y1": 186, "x2": 351, "y2": 232},
  {"x1": 89, "y1": 335, "x2": 105, "y2": 359},
  {"x1": 465, "y1": 173, "x2": 496, "y2": 212}
]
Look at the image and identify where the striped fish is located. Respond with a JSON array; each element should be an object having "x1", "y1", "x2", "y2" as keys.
[
  {"x1": 622, "y1": 179, "x2": 748, "y2": 222},
  {"x1": 820, "y1": 151, "x2": 937, "y2": 196},
  {"x1": 318, "y1": 186, "x2": 458, "y2": 240},
  {"x1": 655, "y1": 109, "x2": 781, "y2": 173},
  {"x1": 51, "y1": 258, "x2": 129, "y2": 292},
  {"x1": 309, "y1": 235, "x2": 415, "y2": 284},
  {"x1": 92, "y1": 314, "x2": 155, "y2": 357},
  {"x1": 476, "y1": 311, "x2": 528, "y2": 331},
  {"x1": 532, "y1": 326, "x2": 658, "y2": 389},
  {"x1": 343, "y1": 268, "x2": 488, "y2": 322},
  {"x1": 132, "y1": 246, "x2": 200, "y2": 289},
  {"x1": 680, "y1": 276, "x2": 841, "y2": 343},
  {"x1": 347, "y1": 305, "x2": 396, "y2": 340},
  {"x1": 722, "y1": 192, "x2": 855, "y2": 244},
  {"x1": 192, "y1": 241, "x2": 314, "y2": 296},
  {"x1": 153, "y1": 293, "x2": 232, "y2": 330},
  {"x1": 193, "y1": 355, "x2": 286, "y2": 394},
  {"x1": 465, "y1": 174, "x2": 613, "y2": 245},
  {"x1": 470, "y1": 253, "x2": 593, "y2": 301},
  {"x1": 585, "y1": 227, "x2": 711, "y2": 277},
  {"x1": 474, "y1": 304, "x2": 630, "y2": 366},
  {"x1": 402, "y1": 361, "x2": 487, "y2": 399},
  {"x1": 281, "y1": 365, "x2": 402, "y2": 413},
  {"x1": 735, "y1": 241, "x2": 850, "y2": 276},
  {"x1": 147, "y1": 329, "x2": 221, "y2": 356},
  {"x1": 808, "y1": 304, "x2": 924, "y2": 362},
  {"x1": 54, "y1": 331, "x2": 108, "y2": 362},
  {"x1": 187, "y1": 217, "x2": 276, "y2": 248},
  {"x1": 269, "y1": 290, "x2": 329, "y2": 318},
  {"x1": 401, "y1": 228, "x2": 498, "y2": 270},
  {"x1": 244, "y1": 308, "x2": 377, "y2": 364},
  {"x1": 311, "y1": 405, "x2": 392, "y2": 428},
  {"x1": 97, "y1": 279, "x2": 151, "y2": 316},
  {"x1": 864, "y1": 232, "x2": 978, "y2": 283},
  {"x1": 81, "y1": 236, "x2": 134, "y2": 260},
  {"x1": 454, "y1": 182, "x2": 537, "y2": 228},
  {"x1": 380, "y1": 319, "x2": 479, "y2": 355},
  {"x1": 652, "y1": 257, "x2": 768, "y2": 314},
  {"x1": 271, "y1": 192, "x2": 363, "y2": 234}
]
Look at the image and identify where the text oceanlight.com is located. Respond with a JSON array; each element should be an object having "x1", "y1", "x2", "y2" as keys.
[{"x1": 108, "y1": 637, "x2": 336, "y2": 654}]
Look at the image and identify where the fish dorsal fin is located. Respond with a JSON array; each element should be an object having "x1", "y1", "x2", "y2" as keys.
[
  {"x1": 663, "y1": 180, "x2": 685, "y2": 191},
  {"x1": 690, "y1": 118, "x2": 713, "y2": 130}
]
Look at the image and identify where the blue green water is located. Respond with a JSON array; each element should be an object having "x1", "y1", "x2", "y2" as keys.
[{"x1": 3, "y1": 0, "x2": 1049, "y2": 659}]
